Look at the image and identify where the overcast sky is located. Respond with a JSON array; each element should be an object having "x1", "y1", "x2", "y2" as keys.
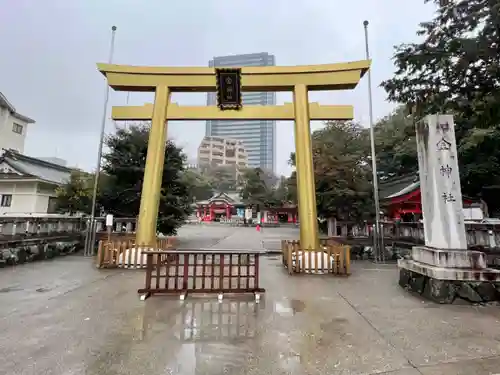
[{"x1": 0, "y1": 0, "x2": 434, "y2": 176}]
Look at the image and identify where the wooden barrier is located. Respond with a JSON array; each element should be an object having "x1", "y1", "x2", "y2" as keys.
[
  {"x1": 138, "y1": 249, "x2": 266, "y2": 300},
  {"x1": 96, "y1": 237, "x2": 177, "y2": 268},
  {"x1": 281, "y1": 240, "x2": 350, "y2": 275}
]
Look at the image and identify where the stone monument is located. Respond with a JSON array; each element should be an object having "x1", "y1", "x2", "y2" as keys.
[{"x1": 398, "y1": 114, "x2": 500, "y2": 303}]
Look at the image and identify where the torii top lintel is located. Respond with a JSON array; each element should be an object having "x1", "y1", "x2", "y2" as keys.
[{"x1": 97, "y1": 60, "x2": 371, "y2": 93}]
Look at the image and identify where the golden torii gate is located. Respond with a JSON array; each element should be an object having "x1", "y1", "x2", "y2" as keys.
[{"x1": 97, "y1": 60, "x2": 370, "y2": 250}]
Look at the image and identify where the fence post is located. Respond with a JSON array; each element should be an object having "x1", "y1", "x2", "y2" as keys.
[
  {"x1": 96, "y1": 241, "x2": 104, "y2": 268},
  {"x1": 254, "y1": 254, "x2": 260, "y2": 289},
  {"x1": 145, "y1": 254, "x2": 153, "y2": 291},
  {"x1": 345, "y1": 246, "x2": 351, "y2": 275},
  {"x1": 182, "y1": 254, "x2": 189, "y2": 291}
]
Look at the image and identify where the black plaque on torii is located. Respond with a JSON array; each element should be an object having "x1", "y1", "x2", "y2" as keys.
[{"x1": 215, "y1": 68, "x2": 242, "y2": 110}]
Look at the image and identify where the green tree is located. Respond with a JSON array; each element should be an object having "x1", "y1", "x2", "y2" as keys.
[
  {"x1": 55, "y1": 170, "x2": 93, "y2": 215},
  {"x1": 381, "y1": 0, "x2": 500, "y2": 197},
  {"x1": 289, "y1": 121, "x2": 373, "y2": 220},
  {"x1": 373, "y1": 106, "x2": 418, "y2": 179},
  {"x1": 238, "y1": 167, "x2": 274, "y2": 207},
  {"x1": 204, "y1": 165, "x2": 238, "y2": 192},
  {"x1": 285, "y1": 171, "x2": 298, "y2": 204},
  {"x1": 181, "y1": 168, "x2": 214, "y2": 202},
  {"x1": 267, "y1": 175, "x2": 291, "y2": 207},
  {"x1": 98, "y1": 123, "x2": 191, "y2": 235}
]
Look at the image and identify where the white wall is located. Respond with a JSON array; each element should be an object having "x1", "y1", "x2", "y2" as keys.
[
  {"x1": 0, "y1": 181, "x2": 57, "y2": 214},
  {"x1": 35, "y1": 182, "x2": 58, "y2": 213},
  {"x1": 0, "y1": 107, "x2": 29, "y2": 153},
  {"x1": 463, "y1": 207, "x2": 484, "y2": 221},
  {"x1": 0, "y1": 181, "x2": 38, "y2": 214},
  {"x1": 34, "y1": 195, "x2": 50, "y2": 213}
]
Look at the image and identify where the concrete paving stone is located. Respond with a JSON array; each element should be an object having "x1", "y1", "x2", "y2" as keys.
[
  {"x1": 418, "y1": 355, "x2": 500, "y2": 374},
  {"x1": 244, "y1": 259, "x2": 411, "y2": 375},
  {"x1": 1, "y1": 225, "x2": 500, "y2": 375},
  {"x1": 329, "y1": 264, "x2": 445, "y2": 310},
  {"x1": 377, "y1": 370, "x2": 421, "y2": 375},
  {"x1": 359, "y1": 299, "x2": 500, "y2": 367}
]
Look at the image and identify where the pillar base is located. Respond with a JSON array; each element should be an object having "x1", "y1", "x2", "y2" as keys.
[
  {"x1": 398, "y1": 246, "x2": 500, "y2": 304},
  {"x1": 411, "y1": 246, "x2": 487, "y2": 269}
]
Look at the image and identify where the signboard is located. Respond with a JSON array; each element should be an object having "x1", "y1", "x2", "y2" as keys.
[
  {"x1": 215, "y1": 68, "x2": 242, "y2": 110},
  {"x1": 245, "y1": 208, "x2": 253, "y2": 220},
  {"x1": 105, "y1": 214, "x2": 114, "y2": 227}
]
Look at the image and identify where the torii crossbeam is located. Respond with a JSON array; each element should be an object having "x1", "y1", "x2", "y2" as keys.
[{"x1": 98, "y1": 60, "x2": 370, "y2": 250}]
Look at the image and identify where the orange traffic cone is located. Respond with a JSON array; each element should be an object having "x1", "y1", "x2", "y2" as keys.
[{"x1": 256, "y1": 224, "x2": 261, "y2": 232}]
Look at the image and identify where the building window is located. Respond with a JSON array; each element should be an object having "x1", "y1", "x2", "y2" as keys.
[
  {"x1": 1, "y1": 194, "x2": 12, "y2": 207},
  {"x1": 12, "y1": 123, "x2": 23, "y2": 134}
]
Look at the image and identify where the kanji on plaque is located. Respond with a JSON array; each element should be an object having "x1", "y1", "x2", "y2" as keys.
[
  {"x1": 440, "y1": 164, "x2": 452, "y2": 178},
  {"x1": 436, "y1": 137, "x2": 452, "y2": 151},
  {"x1": 442, "y1": 192, "x2": 456, "y2": 203},
  {"x1": 215, "y1": 68, "x2": 242, "y2": 111}
]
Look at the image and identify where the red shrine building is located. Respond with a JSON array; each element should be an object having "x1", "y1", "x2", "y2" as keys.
[
  {"x1": 380, "y1": 173, "x2": 484, "y2": 221},
  {"x1": 195, "y1": 192, "x2": 298, "y2": 223},
  {"x1": 195, "y1": 192, "x2": 242, "y2": 221}
]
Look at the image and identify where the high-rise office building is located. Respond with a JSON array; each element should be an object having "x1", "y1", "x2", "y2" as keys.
[{"x1": 206, "y1": 52, "x2": 276, "y2": 172}]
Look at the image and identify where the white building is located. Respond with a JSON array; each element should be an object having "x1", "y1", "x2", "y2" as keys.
[
  {"x1": 197, "y1": 136, "x2": 248, "y2": 168},
  {"x1": 0, "y1": 149, "x2": 72, "y2": 215},
  {"x1": 0, "y1": 92, "x2": 35, "y2": 154}
]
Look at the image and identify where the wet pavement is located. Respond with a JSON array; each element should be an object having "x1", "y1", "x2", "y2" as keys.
[{"x1": 1, "y1": 225, "x2": 500, "y2": 374}]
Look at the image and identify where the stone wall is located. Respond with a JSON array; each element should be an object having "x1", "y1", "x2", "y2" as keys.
[{"x1": 0, "y1": 237, "x2": 84, "y2": 267}]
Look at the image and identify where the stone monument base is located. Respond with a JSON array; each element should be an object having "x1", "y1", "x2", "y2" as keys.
[{"x1": 398, "y1": 246, "x2": 500, "y2": 304}]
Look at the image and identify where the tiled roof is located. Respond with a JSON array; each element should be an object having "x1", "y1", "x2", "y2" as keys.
[
  {"x1": 379, "y1": 173, "x2": 419, "y2": 200},
  {"x1": 379, "y1": 173, "x2": 480, "y2": 203},
  {"x1": 0, "y1": 173, "x2": 36, "y2": 180},
  {"x1": 385, "y1": 181, "x2": 420, "y2": 199},
  {"x1": 0, "y1": 149, "x2": 72, "y2": 185},
  {"x1": 197, "y1": 192, "x2": 244, "y2": 205},
  {"x1": 0, "y1": 92, "x2": 15, "y2": 112},
  {"x1": 0, "y1": 92, "x2": 35, "y2": 123}
]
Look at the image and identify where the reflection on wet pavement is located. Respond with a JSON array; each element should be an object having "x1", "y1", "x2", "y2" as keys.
[
  {"x1": 274, "y1": 298, "x2": 306, "y2": 316},
  {"x1": 165, "y1": 298, "x2": 265, "y2": 374},
  {"x1": 4, "y1": 226, "x2": 500, "y2": 374},
  {"x1": 89, "y1": 297, "x2": 268, "y2": 375}
]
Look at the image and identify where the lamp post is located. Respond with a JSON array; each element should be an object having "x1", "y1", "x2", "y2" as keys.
[
  {"x1": 84, "y1": 26, "x2": 117, "y2": 257},
  {"x1": 363, "y1": 20, "x2": 383, "y2": 262}
]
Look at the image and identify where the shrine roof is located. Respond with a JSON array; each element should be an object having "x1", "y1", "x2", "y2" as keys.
[
  {"x1": 379, "y1": 173, "x2": 419, "y2": 200},
  {"x1": 196, "y1": 191, "x2": 243, "y2": 205},
  {"x1": 386, "y1": 181, "x2": 420, "y2": 199},
  {"x1": 379, "y1": 172, "x2": 481, "y2": 204}
]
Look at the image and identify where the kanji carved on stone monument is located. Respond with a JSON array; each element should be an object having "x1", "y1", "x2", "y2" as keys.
[
  {"x1": 440, "y1": 164, "x2": 452, "y2": 178},
  {"x1": 436, "y1": 137, "x2": 452, "y2": 151}
]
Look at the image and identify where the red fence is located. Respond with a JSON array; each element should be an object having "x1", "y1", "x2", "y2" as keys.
[{"x1": 138, "y1": 249, "x2": 266, "y2": 300}]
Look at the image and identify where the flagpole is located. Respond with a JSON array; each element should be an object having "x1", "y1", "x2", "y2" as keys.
[
  {"x1": 84, "y1": 26, "x2": 117, "y2": 256},
  {"x1": 125, "y1": 92, "x2": 130, "y2": 128},
  {"x1": 363, "y1": 20, "x2": 383, "y2": 262}
]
